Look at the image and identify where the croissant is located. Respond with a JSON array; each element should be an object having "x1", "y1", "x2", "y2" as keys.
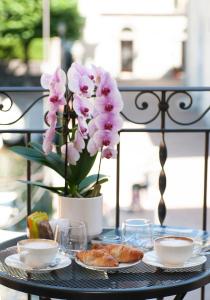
[
  {"x1": 76, "y1": 249, "x2": 119, "y2": 267},
  {"x1": 92, "y1": 244, "x2": 144, "y2": 263}
]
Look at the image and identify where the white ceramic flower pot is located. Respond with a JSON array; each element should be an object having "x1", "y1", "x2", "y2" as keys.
[{"x1": 58, "y1": 195, "x2": 103, "y2": 238}]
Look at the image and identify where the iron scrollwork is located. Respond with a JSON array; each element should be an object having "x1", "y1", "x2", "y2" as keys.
[
  {"x1": 166, "y1": 91, "x2": 210, "y2": 125},
  {"x1": 0, "y1": 92, "x2": 49, "y2": 126},
  {"x1": 121, "y1": 91, "x2": 161, "y2": 124},
  {"x1": 0, "y1": 92, "x2": 14, "y2": 112}
]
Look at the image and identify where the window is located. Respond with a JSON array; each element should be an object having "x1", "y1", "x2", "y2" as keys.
[
  {"x1": 121, "y1": 28, "x2": 133, "y2": 72},
  {"x1": 181, "y1": 40, "x2": 186, "y2": 71},
  {"x1": 121, "y1": 40, "x2": 133, "y2": 72}
]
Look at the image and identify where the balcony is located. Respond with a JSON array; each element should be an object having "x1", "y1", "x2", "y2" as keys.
[{"x1": 0, "y1": 85, "x2": 209, "y2": 226}]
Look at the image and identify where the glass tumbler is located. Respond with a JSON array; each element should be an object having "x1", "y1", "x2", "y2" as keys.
[
  {"x1": 58, "y1": 221, "x2": 87, "y2": 258},
  {"x1": 122, "y1": 218, "x2": 153, "y2": 251}
]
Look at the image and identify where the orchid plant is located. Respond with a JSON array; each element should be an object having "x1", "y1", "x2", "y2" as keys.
[{"x1": 11, "y1": 63, "x2": 123, "y2": 198}]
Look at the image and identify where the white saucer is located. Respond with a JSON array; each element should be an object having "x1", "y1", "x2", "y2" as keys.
[
  {"x1": 142, "y1": 251, "x2": 207, "y2": 270},
  {"x1": 75, "y1": 257, "x2": 142, "y2": 272},
  {"x1": 5, "y1": 253, "x2": 71, "y2": 273}
]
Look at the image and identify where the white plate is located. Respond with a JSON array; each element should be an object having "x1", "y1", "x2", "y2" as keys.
[
  {"x1": 142, "y1": 250, "x2": 207, "y2": 270},
  {"x1": 75, "y1": 257, "x2": 142, "y2": 272},
  {"x1": 5, "y1": 253, "x2": 71, "y2": 273}
]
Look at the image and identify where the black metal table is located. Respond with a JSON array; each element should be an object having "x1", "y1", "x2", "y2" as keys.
[{"x1": 0, "y1": 226, "x2": 210, "y2": 300}]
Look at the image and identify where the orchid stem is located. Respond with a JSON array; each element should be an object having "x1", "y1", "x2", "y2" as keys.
[
  {"x1": 96, "y1": 147, "x2": 103, "y2": 185},
  {"x1": 64, "y1": 105, "x2": 69, "y2": 196},
  {"x1": 63, "y1": 89, "x2": 73, "y2": 196}
]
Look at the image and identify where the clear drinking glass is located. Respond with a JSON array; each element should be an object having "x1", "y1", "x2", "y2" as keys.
[
  {"x1": 53, "y1": 218, "x2": 70, "y2": 253},
  {"x1": 56, "y1": 221, "x2": 87, "y2": 258},
  {"x1": 122, "y1": 218, "x2": 153, "y2": 251}
]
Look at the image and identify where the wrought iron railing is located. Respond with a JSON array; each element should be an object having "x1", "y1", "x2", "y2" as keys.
[
  {"x1": 0, "y1": 86, "x2": 209, "y2": 230},
  {"x1": 119, "y1": 86, "x2": 210, "y2": 231}
]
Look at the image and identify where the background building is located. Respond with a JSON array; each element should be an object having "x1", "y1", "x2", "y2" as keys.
[
  {"x1": 74, "y1": 0, "x2": 188, "y2": 83},
  {"x1": 186, "y1": 0, "x2": 210, "y2": 113}
]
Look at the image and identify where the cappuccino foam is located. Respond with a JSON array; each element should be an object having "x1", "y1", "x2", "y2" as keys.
[
  {"x1": 24, "y1": 241, "x2": 55, "y2": 249},
  {"x1": 159, "y1": 238, "x2": 192, "y2": 247}
]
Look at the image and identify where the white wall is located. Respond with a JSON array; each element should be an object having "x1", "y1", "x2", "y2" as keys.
[
  {"x1": 75, "y1": 0, "x2": 187, "y2": 80},
  {"x1": 186, "y1": 0, "x2": 210, "y2": 114}
]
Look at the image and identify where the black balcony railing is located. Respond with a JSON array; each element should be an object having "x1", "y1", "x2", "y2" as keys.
[{"x1": 0, "y1": 86, "x2": 210, "y2": 231}]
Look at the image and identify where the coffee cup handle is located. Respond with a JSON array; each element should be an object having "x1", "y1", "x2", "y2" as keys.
[{"x1": 19, "y1": 251, "x2": 29, "y2": 264}]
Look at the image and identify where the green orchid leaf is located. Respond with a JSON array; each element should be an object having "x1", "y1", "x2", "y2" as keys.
[
  {"x1": 70, "y1": 148, "x2": 97, "y2": 185},
  {"x1": 11, "y1": 144, "x2": 72, "y2": 184},
  {"x1": 29, "y1": 142, "x2": 43, "y2": 152},
  {"x1": 11, "y1": 146, "x2": 48, "y2": 165},
  {"x1": 11, "y1": 144, "x2": 107, "y2": 195},
  {"x1": 18, "y1": 180, "x2": 66, "y2": 195},
  {"x1": 30, "y1": 142, "x2": 72, "y2": 182},
  {"x1": 79, "y1": 174, "x2": 108, "y2": 194},
  {"x1": 46, "y1": 152, "x2": 72, "y2": 182}
]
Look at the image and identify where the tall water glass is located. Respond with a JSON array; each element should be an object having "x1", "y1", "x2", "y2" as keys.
[
  {"x1": 122, "y1": 218, "x2": 153, "y2": 251},
  {"x1": 58, "y1": 221, "x2": 87, "y2": 258}
]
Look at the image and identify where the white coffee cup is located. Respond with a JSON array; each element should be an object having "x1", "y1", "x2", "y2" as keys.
[
  {"x1": 17, "y1": 239, "x2": 58, "y2": 268},
  {"x1": 154, "y1": 236, "x2": 194, "y2": 266}
]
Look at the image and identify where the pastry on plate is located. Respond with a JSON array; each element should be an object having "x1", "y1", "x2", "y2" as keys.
[
  {"x1": 76, "y1": 249, "x2": 119, "y2": 267},
  {"x1": 92, "y1": 243, "x2": 144, "y2": 263}
]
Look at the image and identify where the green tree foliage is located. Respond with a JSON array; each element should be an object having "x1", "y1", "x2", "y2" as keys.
[
  {"x1": 0, "y1": 0, "x2": 84, "y2": 63},
  {"x1": 51, "y1": 0, "x2": 84, "y2": 40}
]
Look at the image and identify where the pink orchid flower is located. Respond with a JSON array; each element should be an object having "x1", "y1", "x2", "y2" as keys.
[
  {"x1": 94, "y1": 113, "x2": 123, "y2": 132},
  {"x1": 69, "y1": 62, "x2": 93, "y2": 79},
  {"x1": 87, "y1": 138, "x2": 99, "y2": 157},
  {"x1": 67, "y1": 63, "x2": 94, "y2": 97},
  {"x1": 78, "y1": 117, "x2": 89, "y2": 139},
  {"x1": 46, "y1": 111, "x2": 57, "y2": 126},
  {"x1": 96, "y1": 72, "x2": 118, "y2": 97},
  {"x1": 41, "y1": 63, "x2": 123, "y2": 163},
  {"x1": 93, "y1": 130, "x2": 120, "y2": 148},
  {"x1": 74, "y1": 62, "x2": 95, "y2": 81},
  {"x1": 88, "y1": 119, "x2": 97, "y2": 137},
  {"x1": 91, "y1": 65, "x2": 106, "y2": 85},
  {"x1": 43, "y1": 125, "x2": 56, "y2": 154},
  {"x1": 41, "y1": 68, "x2": 66, "y2": 113},
  {"x1": 61, "y1": 142, "x2": 80, "y2": 165},
  {"x1": 102, "y1": 147, "x2": 117, "y2": 159},
  {"x1": 49, "y1": 92, "x2": 66, "y2": 113},
  {"x1": 95, "y1": 93, "x2": 123, "y2": 114},
  {"x1": 41, "y1": 68, "x2": 66, "y2": 94},
  {"x1": 74, "y1": 130, "x2": 85, "y2": 153},
  {"x1": 73, "y1": 95, "x2": 93, "y2": 119}
]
